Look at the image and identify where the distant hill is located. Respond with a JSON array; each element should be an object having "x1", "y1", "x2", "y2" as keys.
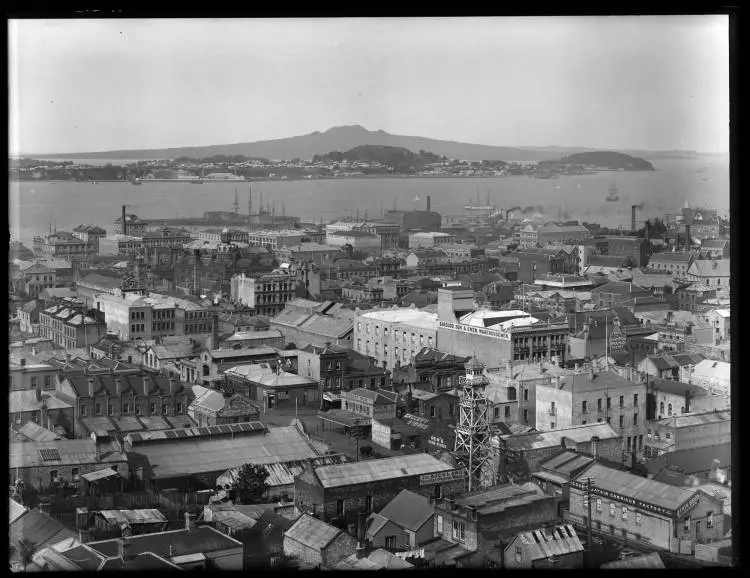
[
  {"x1": 34, "y1": 126, "x2": 606, "y2": 163},
  {"x1": 547, "y1": 151, "x2": 655, "y2": 171}
]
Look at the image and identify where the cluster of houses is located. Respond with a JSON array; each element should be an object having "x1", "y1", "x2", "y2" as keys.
[{"x1": 8, "y1": 201, "x2": 732, "y2": 570}]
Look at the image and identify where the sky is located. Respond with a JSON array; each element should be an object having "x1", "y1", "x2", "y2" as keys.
[{"x1": 9, "y1": 16, "x2": 730, "y2": 155}]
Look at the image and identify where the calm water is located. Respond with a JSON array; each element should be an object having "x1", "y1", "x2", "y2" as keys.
[{"x1": 9, "y1": 158, "x2": 728, "y2": 247}]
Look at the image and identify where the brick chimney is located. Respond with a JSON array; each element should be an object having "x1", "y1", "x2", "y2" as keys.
[{"x1": 591, "y1": 436, "x2": 600, "y2": 460}]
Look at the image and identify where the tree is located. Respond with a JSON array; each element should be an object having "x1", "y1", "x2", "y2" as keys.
[
  {"x1": 16, "y1": 538, "x2": 36, "y2": 571},
  {"x1": 230, "y1": 464, "x2": 270, "y2": 504}
]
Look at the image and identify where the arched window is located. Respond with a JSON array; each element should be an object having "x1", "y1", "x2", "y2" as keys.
[
  {"x1": 203, "y1": 364, "x2": 210, "y2": 377},
  {"x1": 659, "y1": 401, "x2": 664, "y2": 415},
  {"x1": 668, "y1": 404, "x2": 672, "y2": 416}
]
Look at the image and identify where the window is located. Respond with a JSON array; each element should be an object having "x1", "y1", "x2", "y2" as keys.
[
  {"x1": 582, "y1": 400, "x2": 587, "y2": 413},
  {"x1": 150, "y1": 402, "x2": 156, "y2": 414},
  {"x1": 365, "y1": 495, "x2": 373, "y2": 513},
  {"x1": 633, "y1": 393, "x2": 639, "y2": 406},
  {"x1": 31, "y1": 377, "x2": 37, "y2": 388},
  {"x1": 633, "y1": 413, "x2": 638, "y2": 426},
  {"x1": 668, "y1": 404, "x2": 672, "y2": 416},
  {"x1": 505, "y1": 406, "x2": 511, "y2": 418},
  {"x1": 80, "y1": 405, "x2": 88, "y2": 417},
  {"x1": 162, "y1": 403, "x2": 168, "y2": 415},
  {"x1": 665, "y1": 432, "x2": 671, "y2": 440},
  {"x1": 596, "y1": 498, "x2": 602, "y2": 512},
  {"x1": 437, "y1": 514, "x2": 444, "y2": 534},
  {"x1": 95, "y1": 403, "x2": 102, "y2": 416},
  {"x1": 430, "y1": 406, "x2": 436, "y2": 418},
  {"x1": 449, "y1": 404, "x2": 455, "y2": 416},
  {"x1": 607, "y1": 397, "x2": 611, "y2": 410},
  {"x1": 524, "y1": 389, "x2": 529, "y2": 401},
  {"x1": 707, "y1": 512, "x2": 714, "y2": 529},
  {"x1": 622, "y1": 507, "x2": 628, "y2": 521},
  {"x1": 647, "y1": 429, "x2": 652, "y2": 439},
  {"x1": 659, "y1": 401, "x2": 665, "y2": 415},
  {"x1": 551, "y1": 422, "x2": 556, "y2": 429},
  {"x1": 619, "y1": 395, "x2": 624, "y2": 408},
  {"x1": 50, "y1": 470, "x2": 58, "y2": 481},
  {"x1": 494, "y1": 406, "x2": 500, "y2": 419},
  {"x1": 135, "y1": 404, "x2": 142, "y2": 416},
  {"x1": 597, "y1": 398, "x2": 602, "y2": 411},
  {"x1": 452, "y1": 520, "x2": 466, "y2": 542},
  {"x1": 44, "y1": 375, "x2": 51, "y2": 388},
  {"x1": 385, "y1": 536, "x2": 397, "y2": 549},
  {"x1": 523, "y1": 409, "x2": 528, "y2": 422},
  {"x1": 336, "y1": 500, "x2": 344, "y2": 516},
  {"x1": 107, "y1": 403, "x2": 113, "y2": 416},
  {"x1": 619, "y1": 415, "x2": 624, "y2": 429},
  {"x1": 515, "y1": 546, "x2": 523, "y2": 563},
  {"x1": 72, "y1": 468, "x2": 80, "y2": 481},
  {"x1": 684, "y1": 517, "x2": 691, "y2": 533},
  {"x1": 610, "y1": 503, "x2": 615, "y2": 517},
  {"x1": 627, "y1": 436, "x2": 632, "y2": 450},
  {"x1": 176, "y1": 401, "x2": 183, "y2": 414},
  {"x1": 635, "y1": 512, "x2": 642, "y2": 525}
]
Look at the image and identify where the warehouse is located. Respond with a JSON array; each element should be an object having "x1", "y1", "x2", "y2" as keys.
[{"x1": 567, "y1": 462, "x2": 725, "y2": 551}]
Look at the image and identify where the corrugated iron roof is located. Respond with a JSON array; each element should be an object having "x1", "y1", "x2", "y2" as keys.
[
  {"x1": 314, "y1": 453, "x2": 454, "y2": 488},
  {"x1": 513, "y1": 524, "x2": 583, "y2": 560},
  {"x1": 97, "y1": 509, "x2": 167, "y2": 525}
]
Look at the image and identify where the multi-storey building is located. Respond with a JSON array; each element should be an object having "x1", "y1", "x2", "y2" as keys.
[
  {"x1": 408, "y1": 232, "x2": 456, "y2": 249},
  {"x1": 38, "y1": 299, "x2": 107, "y2": 350},
  {"x1": 685, "y1": 259, "x2": 730, "y2": 289},
  {"x1": 32, "y1": 231, "x2": 97, "y2": 261},
  {"x1": 354, "y1": 307, "x2": 438, "y2": 370},
  {"x1": 97, "y1": 234, "x2": 144, "y2": 257},
  {"x1": 9, "y1": 358, "x2": 59, "y2": 392},
  {"x1": 536, "y1": 223, "x2": 592, "y2": 245},
  {"x1": 325, "y1": 221, "x2": 400, "y2": 251},
  {"x1": 247, "y1": 229, "x2": 305, "y2": 249},
  {"x1": 644, "y1": 409, "x2": 731, "y2": 458},
  {"x1": 141, "y1": 227, "x2": 191, "y2": 250},
  {"x1": 567, "y1": 462, "x2": 725, "y2": 551},
  {"x1": 435, "y1": 288, "x2": 568, "y2": 367},
  {"x1": 21, "y1": 263, "x2": 57, "y2": 298},
  {"x1": 647, "y1": 253, "x2": 694, "y2": 276},
  {"x1": 112, "y1": 212, "x2": 146, "y2": 236},
  {"x1": 326, "y1": 230, "x2": 382, "y2": 256},
  {"x1": 230, "y1": 272, "x2": 296, "y2": 316},
  {"x1": 72, "y1": 224, "x2": 107, "y2": 246},
  {"x1": 519, "y1": 224, "x2": 538, "y2": 249},
  {"x1": 56, "y1": 372, "x2": 190, "y2": 437},
  {"x1": 594, "y1": 236, "x2": 650, "y2": 268},
  {"x1": 96, "y1": 291, "x2": 211, "y2": 341},
  {"x1": 675, "y1": 284, "x2": 717, "y2": 312},
  {"x1": 274, "y1": 242, "x2": 342, "y2": 265}
]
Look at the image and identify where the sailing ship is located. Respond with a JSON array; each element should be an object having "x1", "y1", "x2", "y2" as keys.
[
  {"x1": 414, "y1": 193, "x2": 420, "y2": 202},
  {"x1": 606, "y1": 180, "x2": 619, "y2": 202}
]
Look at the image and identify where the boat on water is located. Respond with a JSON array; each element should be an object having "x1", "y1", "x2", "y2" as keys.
[
  {"x1": 414, "y1": 194, "x2": 420, "y2": 202},
  {"x1": 606, "y1": 180, "x2": 619, "y2": 202}
]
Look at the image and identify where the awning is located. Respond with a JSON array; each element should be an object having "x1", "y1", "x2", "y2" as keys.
[
  {"x1": 81, "y1": 468, "x2": 120, "y2": 483},
  {"x1": 323, "y1": 392, "x2": 343, "y2": 402}
]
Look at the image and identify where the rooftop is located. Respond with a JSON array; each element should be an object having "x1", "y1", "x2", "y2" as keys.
[
  {"x1": 511, "y1": 524, "x2": 584, "y2": 561},
  {"x1": 573, "y1": 462, "x2": 699, "y2": 512},
  {"x1": 284, "y1": 514, "x2": 344, "y2": 551},
  {"x1": 375, "y1": 489, "x2": 434, "y2": 532},
  {"x1": 359, "y1": 307, "x2": 437, "y2": 330},
  {"x1": 312, "y1": 453, "x2": 454, "y2": 488},
  {"x1": 654, "y1": 409, "x2": 730, "y2": 428},
  {"x1": 555, "y1": 369, "x2": 640, "y2": 394},
  {"x1": 499, "y1": 422, "x2": 620, "y2": 452},
  {"x1": 10, "y1": 439, "x2": 125, "y2": 470}
]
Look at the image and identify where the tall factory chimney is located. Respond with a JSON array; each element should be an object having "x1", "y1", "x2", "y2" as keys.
[
  {"x1": 122, "y1": 205, "x2": 127, "y2": 236},
  {"x1": 631, "y1": 205, "x2": 639, "y2": 234},
  {"x1": 426, "y1": 195, "x2": 431, "y2": 212}
]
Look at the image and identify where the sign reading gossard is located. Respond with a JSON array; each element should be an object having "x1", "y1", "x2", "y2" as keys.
[
  {"x1": 438, "y1": 320, "x2": 511, "y2": 341},
  {"x1": 419, "y1": 469, "x2": 464, "y2": 485}
]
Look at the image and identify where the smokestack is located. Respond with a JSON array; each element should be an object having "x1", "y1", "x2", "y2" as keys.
[
  {"x1": 631, "y1": 205, "x2": 639, "y2": 233},
  {"x1": 426, "y1": 195, "x2": 431, "y2": 212},
  {"x1": 122, "y1": 205, "x2": 127, "y2": 236}
]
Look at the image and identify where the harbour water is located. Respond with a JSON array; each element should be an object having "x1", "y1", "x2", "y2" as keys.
[{"x1": 9, "y1": 158, "x2": 728, "y2": 247}]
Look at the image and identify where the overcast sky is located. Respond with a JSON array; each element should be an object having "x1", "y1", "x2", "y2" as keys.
[{"x1": 9, "y1": 16, "x2": 729, "y2": 155}]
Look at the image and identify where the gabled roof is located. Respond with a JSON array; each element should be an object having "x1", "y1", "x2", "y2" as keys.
[
  {"x1": 500, "y1": 423, "x2": 620, "y2": 452},
  {"x1": 313, "y1": 453, "x2": 454, "y2": 488},
  {"x1": 644, "y1": 442, "x2": 732, "y2": 479},
  {"x1": 688, "y1": 259, "x2": 730, "y2": 278},
  {"x1": 63, "y1": 373, "x2": 184, "y2": 398},
  {"x1": 375, "y1": 489, "x2": 433, "y2": 532},
  {"x1": 284, "y1": 514, "x2": 344, "y2": 551},
  {"x1": 592, "y1": 281, "x2": 649, "y2": 296},
  {"x1": 9, "y1": 508, "x2": 77, "y2": 555}
]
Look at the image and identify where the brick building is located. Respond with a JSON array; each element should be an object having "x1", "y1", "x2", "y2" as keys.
[{"x1": 38, "y1": 299, "x2": 107, "y2": 350}]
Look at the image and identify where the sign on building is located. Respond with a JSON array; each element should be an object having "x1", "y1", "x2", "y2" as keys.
[{"x1": 419, "y1": 469, "x2": 464, "y2": 486}]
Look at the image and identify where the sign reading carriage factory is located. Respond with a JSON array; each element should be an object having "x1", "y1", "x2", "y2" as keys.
[{"x1": 419, "y1": 469, "x2": 465, "y2": 485}]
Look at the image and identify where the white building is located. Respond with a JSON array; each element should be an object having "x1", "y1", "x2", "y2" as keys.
[
  {"x1": 408, "y1": 232, "x2": 455, "y2": 249},
  {"x1": 354, "y1": 307, "x2": 438, "y2": 370}
]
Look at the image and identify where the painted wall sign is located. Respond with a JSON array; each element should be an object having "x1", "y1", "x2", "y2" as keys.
[{"x1": 419, "y1": 469, "x2": 464, "y2": 485}]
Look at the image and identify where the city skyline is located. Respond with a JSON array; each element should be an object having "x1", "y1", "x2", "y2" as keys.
[{"x1": 10, "y1": 16, "x2": 729, "y2": 156}]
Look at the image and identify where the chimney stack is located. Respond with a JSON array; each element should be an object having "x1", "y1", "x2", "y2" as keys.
[
  {"x1": 88, "y1": 377, "x2": 95, "y2": 397},
  {"x1": 122, "y1": 205, "x2": 127, "y2": 236},
  {"x1": 591, "y1": 436, "x2": 600, "y2": 460},
  {"x1": 65, "y1": 352, "x2": 72, "y2": 365},
  {"x1": 631, "y1": 205, "x2": 639, "y2": 233},
  {"x1": 426, "y1": 195, "x2": 431, "y2": 212}
]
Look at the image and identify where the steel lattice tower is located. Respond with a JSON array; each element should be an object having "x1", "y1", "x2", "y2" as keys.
[{"x1": 453, "y1": 357, "x2": 492, "y2": 492}]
